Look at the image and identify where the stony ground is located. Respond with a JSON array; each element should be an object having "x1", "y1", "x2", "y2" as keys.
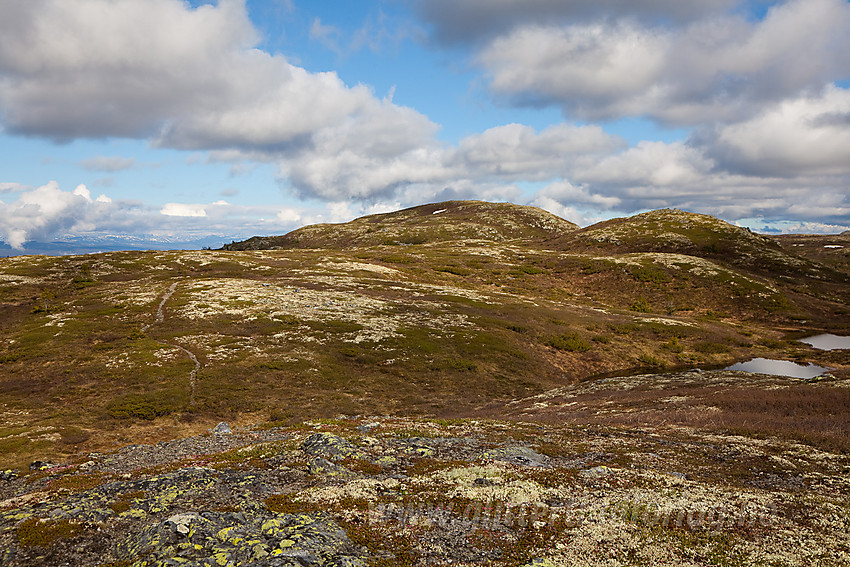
[{"x1": 1, "y1": 404, "x2": 848, "y2": 566}]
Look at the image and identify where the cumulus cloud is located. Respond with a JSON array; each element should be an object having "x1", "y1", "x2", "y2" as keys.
[
  {"x1": 701, "y1": 85, "x2": 850, "y2": 176},
  {"x1": 0, "y1": 0, "x2": 432, "y2": 157},
  {"x1": 0, "y1": 182, "x2": 114, "y2": 248},
  {"x1": 476, "y1": 0, "x2": 850, "y2": 125},
  {"x1": 448, "y1": 123, "x2": 624, "y2": 180}
]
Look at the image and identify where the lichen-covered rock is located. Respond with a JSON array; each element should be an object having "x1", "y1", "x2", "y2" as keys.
[
  {"x1": 301, "y1": 433, "x2": 363, "y2": 462},
  {"x1": 0, "y1": 470, "x2": 18, "y2": 482},
  {"x1": 579, "y1": 465, "x2": 614, "y2": 479},
  {"x1": 120, "y1": 510, "x2": 364, "y2": 566},
  {"x1": 395, "y1": 437, "x2": 436, "y2": 457},
  {"x1": 307, "y1": 458, "x2": 356, "y2": 479},
  {"x1": 482, "y1": 446, "x2": 549, "y2": 468}
]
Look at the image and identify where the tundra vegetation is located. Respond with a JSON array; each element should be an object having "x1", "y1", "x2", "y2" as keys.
[{"x1": 0, "y1": 201, "x2": 848, "y2": 565}]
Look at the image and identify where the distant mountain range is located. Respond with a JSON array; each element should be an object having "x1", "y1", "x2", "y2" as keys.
[{"x1": 0, "y1": 234, "x2": 236, "y2": 257}]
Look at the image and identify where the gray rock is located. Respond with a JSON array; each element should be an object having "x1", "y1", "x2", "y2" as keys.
[
  {"x1": 212, "y1": 422, "x2": 232, "y2": 435},
  {"x1": 580, "y1": 465, "x2": 614, "y2": 479},
  {"x1": 356, "y1": 422, "x2": 381, "y2": 433}
]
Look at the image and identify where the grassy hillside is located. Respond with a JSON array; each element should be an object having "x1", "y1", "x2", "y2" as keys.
[{"x1": 0, "y1": 203, "x2": 848, "y2": 471}]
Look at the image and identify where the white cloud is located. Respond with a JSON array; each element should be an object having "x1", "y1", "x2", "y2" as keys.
[
  {"x1": 704, "y1": 85, "x2": 850, "y2": 176},
  {"x1": 160, "y1": 203, "x2": 208, "y2": 217},
  {"x1": 529, "y1": 195, "x2": 597, "y2": 227},
  {"x1": 448, "y1": 123, "x2": 624, "y2": 180},
  {"x1": 476, "y1": 0, "x2": 850, "y2": 125},
  {"x1": 310, "y1": 17, "x2": 343, "y2": 53},
  {"x1": 0, "y1": 182, "x2": 29, "y2": 193},
  {"x1": 577, "y1": 141, "x2": 713, "y2": 187},
  {"x1": 276, "y1": 208, "x2": 302, "y2": 223}
]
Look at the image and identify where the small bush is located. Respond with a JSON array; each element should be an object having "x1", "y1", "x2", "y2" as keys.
[
  {"x1": 445, "y1": 358, "x2": 477, "y2": 372},
  {"x1": 662, "y1": 337, "x2": 684, "y2": 353},
  {"x1": 435, "y1": 265, "x2": 471, "y2": 276},
  {"x1": 545, "y1": 333, "x2": 592, "y2": 352},
  {"x1": 637, "y1": 353, "x2": 666, "y2": 368},
  {"x1": 517, "y1": 265, "x2": 545, "y2": 275},
  {"x1": 694, "y1": 341, "x2": 731, "y2": 354},
  {"x1": 339, "y1": 347, "x2": 359, "y2": 358},
  {"x1": 630, "y1": 297, "x2": 653, "y2": 313}
]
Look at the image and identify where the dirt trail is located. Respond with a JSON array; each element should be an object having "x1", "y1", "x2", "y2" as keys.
[{"x1": 144, "y1": 281, "x2": 201, "y2": 406}]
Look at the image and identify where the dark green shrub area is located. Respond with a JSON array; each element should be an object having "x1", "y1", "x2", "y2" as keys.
[
  {"x1": 544, "y1": 333, "x2": 592, "y2": 352},
  {"x1": 630, "y1": 265, "x2": 671, "y2": 283},
  {"x1": 107, "y1": 394, "x2": 179, "y2": 420}
]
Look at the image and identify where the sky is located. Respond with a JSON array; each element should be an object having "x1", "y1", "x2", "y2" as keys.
[{"x1": 1, "y1": 0, "x2": 850, "y2": 252}]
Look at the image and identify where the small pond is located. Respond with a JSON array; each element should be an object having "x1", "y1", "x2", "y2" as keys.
[
  {"x1": 798, "y1": 334, "x2": 850, "y2": 351},
  {"x1": 725, "y1": 358, "x2": 830, "y2": 379}
]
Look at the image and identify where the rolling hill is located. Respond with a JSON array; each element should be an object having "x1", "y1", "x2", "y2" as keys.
[{"x1": 221, "y1": 200, "x2": 579, "y2": 250}]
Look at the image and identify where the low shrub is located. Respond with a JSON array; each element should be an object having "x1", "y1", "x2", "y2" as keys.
[{"x1": 545, "y1": 333, "x2": 592, "y2": 352}]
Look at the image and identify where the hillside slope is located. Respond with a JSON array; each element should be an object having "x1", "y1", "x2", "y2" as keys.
[
  {"x1": 0, "y1": 202, "x2": 848, "y2": 473},
  {"x1": 221, "y1": 200, "x2": 578, "y2": 250},
  {"x1": 549, "y1": 209, "x2": 822, "y2": 274}
]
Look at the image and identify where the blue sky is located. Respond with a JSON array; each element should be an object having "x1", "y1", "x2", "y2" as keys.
[{"x1": 2, "y1": 0, "x2": 850, "y2": 251}]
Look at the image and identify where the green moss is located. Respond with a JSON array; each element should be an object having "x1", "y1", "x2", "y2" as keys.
[{"x1": 17, "y1": 517, "x2": 84, "y2": 548}]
